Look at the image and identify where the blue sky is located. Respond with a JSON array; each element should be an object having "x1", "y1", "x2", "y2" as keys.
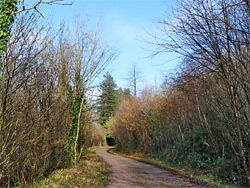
[{"x1": 40, "y1": 0, "x2": 178, "y2": 90}]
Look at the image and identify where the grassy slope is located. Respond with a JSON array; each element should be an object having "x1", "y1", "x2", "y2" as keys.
[
  {"x1": 109, "y1": 149, "x2": 232, "y2": 188},
  {"x1": 29, "y1": 148, "x2": 111, "y2": 188}
]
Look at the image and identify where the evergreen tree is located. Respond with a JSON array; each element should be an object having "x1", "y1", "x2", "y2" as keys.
[
  {"x1": 116, "y1": 87, "x2": 131, "y2": 101},
  {"x1": 97, "y1": 74, "x2": 131, "y2": 146},
  {"x1": 98, "y1": 73, "x2": 117, "y2": 128}
]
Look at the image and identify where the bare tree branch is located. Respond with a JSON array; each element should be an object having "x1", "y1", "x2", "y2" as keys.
[{"x1": 12, "y1": 0, "x2": 73, "y2": 15}]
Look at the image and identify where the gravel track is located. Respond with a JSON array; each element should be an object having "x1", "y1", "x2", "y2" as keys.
[{"x1": 95, "y1": 148, "x2": 206, "y2": 188}]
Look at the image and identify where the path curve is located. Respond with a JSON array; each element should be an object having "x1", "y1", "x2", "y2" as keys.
[{"x1": 95, "y1": 148, "x2": 201, "y2": 188}]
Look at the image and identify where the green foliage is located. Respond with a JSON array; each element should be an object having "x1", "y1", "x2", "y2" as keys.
[
  {"x1": 98, "y1": 73, "x2": 118, "y2": 127},
  {"x1": 68, "y1": 86, "x2": 86, "y2": 161},
  {"x1": 97, "y1": 74, "x2": 131, "y2": 146},
  {"x1": 69, "y1": 95, "x2": 81, "y2": 144},
  {"x1": 116, "y1": 87, "x2": 131, "y2": 101},
  {"x1": 106, "y1": 134, "x2": 115, "y2": 146},
  {"x1": 0, "y1": 0, "x2": 17, "y2": 55}
]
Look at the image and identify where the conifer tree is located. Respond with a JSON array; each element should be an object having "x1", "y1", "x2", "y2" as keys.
[{"x1": 98, "y1": 73, "x2": 117, "y2": 128}]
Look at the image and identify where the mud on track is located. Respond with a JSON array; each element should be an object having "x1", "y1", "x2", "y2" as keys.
[{"x1": 95, "y1": 148, "x2": 212, "y2": 188}]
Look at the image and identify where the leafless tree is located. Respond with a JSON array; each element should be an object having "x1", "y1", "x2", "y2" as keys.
[
  {"x1": 126, "y1": 63, "x2": 142, "y2": 97},
  {"x1": 150, "y1": 0, "x2": 250, "y2": 185},
  {"x1": 0, "y1": 11, "x2": 69, "y2": 186},
  {"x1": 58, "y1": 15, "x2": 116, "y2": 161}
]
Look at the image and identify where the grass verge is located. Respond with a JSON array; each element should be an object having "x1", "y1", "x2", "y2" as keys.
[
  {"x1": 109, "y1": 149, "x2": 232, "y2": 188},
  {"x1": 30, "y1": 148, "x2": 111, "y2": 188}
]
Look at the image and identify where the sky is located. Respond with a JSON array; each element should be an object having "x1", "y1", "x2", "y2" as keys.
[{"x1": 39, "y1": 0, "x2": 179, "y2": 91}]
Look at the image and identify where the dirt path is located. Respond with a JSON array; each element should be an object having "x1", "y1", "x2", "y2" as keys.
[{"x1": 95, "y1": 148, "x2": 204, "y2": 188}]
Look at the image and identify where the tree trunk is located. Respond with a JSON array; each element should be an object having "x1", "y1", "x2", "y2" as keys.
[{"x1": 231, "y1": 86, "x2": 250, "y2": 186}]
